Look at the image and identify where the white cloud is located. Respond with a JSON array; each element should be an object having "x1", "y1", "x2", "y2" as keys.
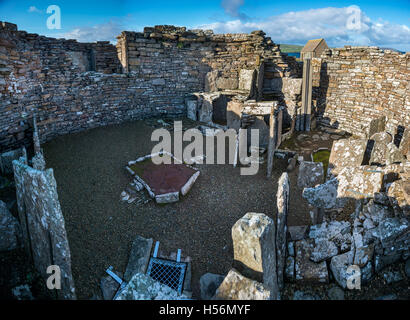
[
  {"x1": 28, "y1": 6, "x2": 42, "y2": 13},
  {"x1": 198, "y1": 6, "x2": 410, "y2": 51},
  {"x1": 221, "y1": 0, "x2": 248, "y2": 20},
  {"x1": 58, "y1": 21, "x2": 123, "y2": 43}
]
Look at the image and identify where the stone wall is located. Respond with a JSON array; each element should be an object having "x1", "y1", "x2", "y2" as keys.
[
  {"x1": 0, "y1": 22, "x2": 297, "y2": 152},
  {"x1": 312, "y1": 46, "x2": 409, "y2": 137}
]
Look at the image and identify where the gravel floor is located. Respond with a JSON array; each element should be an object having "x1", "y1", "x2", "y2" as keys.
[{"x1": 43, "y1": 118, "x2": 312, "y2": 299}]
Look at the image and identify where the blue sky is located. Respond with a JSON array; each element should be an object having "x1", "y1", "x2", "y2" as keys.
[{"x1": 0, "y1": 0, "x2": 409, "y2": 51}]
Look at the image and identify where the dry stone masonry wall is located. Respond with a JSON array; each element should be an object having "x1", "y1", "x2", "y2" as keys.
[
  {"x1": 312, "y1": 46, "x2": 409, "y2": 137},
  {"x1": 0, "y1": 23, "x2": 298, "y2": 152}
]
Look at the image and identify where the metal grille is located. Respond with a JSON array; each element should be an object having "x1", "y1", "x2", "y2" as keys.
[{"x1": 146, "y1": 257, "x2": 187, "y2": 294}]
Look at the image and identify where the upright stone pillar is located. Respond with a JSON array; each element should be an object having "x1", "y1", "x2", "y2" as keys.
[
  {"x1": 232, "y1": 212, "x2": 279, "y2": 299},
  {"x1": 301, "y1": 58, "x2": 313, "y2": 131},
  {"x1": 267, "y1": 104, "x2": 276, "y2": 178},
  {"x1": 276, "y1": 172, "x2": 289, "y2": 290}
]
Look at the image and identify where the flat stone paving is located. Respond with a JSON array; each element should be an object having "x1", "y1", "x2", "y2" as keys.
[{"x1": 43, "y1": 118, "x2": 310, "y2": 299}]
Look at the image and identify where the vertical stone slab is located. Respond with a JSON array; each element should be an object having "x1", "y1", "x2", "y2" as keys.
[
  {"x1": 301, "y1": 58, "x2": 313, "y2": 131},
  {"x1": 275, "y1": 109, "x2": 283, "y2": 149},
  {"x1": 12, "y1": 159, "x2": 76, "y2": 300},
  {"x1": 267, "y1": 105, "x2": 276, "y2": 178},
  {"x1": 232, "y1": 212, "x2": 279, "y2": 299},
  {"x1": 276, "y1": 173, "x2": 289, "y2": 290},
  {"x1": 124, "y1": 235, "x2": 153, "y2": 282},
  {"x1": 12, "y1": 155, "x2": 30, "y2": 258}
]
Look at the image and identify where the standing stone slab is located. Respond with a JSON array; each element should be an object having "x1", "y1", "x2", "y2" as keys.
[
  {"x1": 276, "y1": 173, "x2": 289, "y2": 289},
  {"x1": 124, "y1": 235, "x2": 153, "y2": 282},
  {"x1": 369, "y1": 132, "x2": 393, "y2": 165},
  {"x1": 295, "y1": 239, "x2": 329, "y2": 284},
  {"x1": 12, "y1": 159, "x2": 76, "y2": 299},
  {"x1": 0, "y1": 200, "x2": 22, "y2": 251},
  {"x1": 367, "y1": 116, "x2": 386, "y2": 138},
  {"x1": 399, "y1": 128, "x2": 409, "y2": 158},
  {"x1": 186, "y1": 99, "x2": 197, "y2": 121},
  {"x1": 213, "y1": 269, "x2": 271, "y2": 300},
  {"x1": 231, "y1": 212, "x2": 279, "y2": 299},
  {"x1": 328, "y1": 139, "x2": 367, "y2": 177},
  {"x1": 297, "y1": 161, "x2": 324, "y2": 189}
]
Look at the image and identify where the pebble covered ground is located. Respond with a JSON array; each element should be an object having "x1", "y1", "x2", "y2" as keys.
[{"x1": 43, "y1": 118, "x2": 312, "y2": 299}]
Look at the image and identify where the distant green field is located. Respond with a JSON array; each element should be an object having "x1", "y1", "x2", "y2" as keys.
[{"x1": 279, "y1": 44, "x2": 304, "y2": 53}]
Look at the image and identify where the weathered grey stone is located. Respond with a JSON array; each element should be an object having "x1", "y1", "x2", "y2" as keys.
[
  {"x1": 200, "y1": 273, "x2": 225, "y2": 300},
  {"x1": 383, "y1": 271, "x2": 404, "y2": 284},
  {"x1": 304, "y1": 166, "x2": 384, "y2": 209},
  {"x1": 0, "y1": 148, "x2": 25, "y2": 175},
  {"x1": 0, "y1": 200, "x2": 21, "y2": 251},
  {"x1": 361, "y1": 261, "x2": 373, "y2": 284},
  {"x1": 369, "y1": 132, "x2": 393, "y2": 165},
  {"x1": 354, "y1": 244, "x2": 374, "y2": 268},
  {"x1": 399, "y1": 128, "x2": 409, "y2": 158},
  {"x1": 155, "y1": 191, "x2": 179, "y2": 204},
  {"x1": 288, "y1": 225, "x2": 309, "y2": 241},
  {"x1": 124, "y1": 235, "x2": 153, "y2": 282},
  {"x1": 100, "y1": 271, "x2": 123, "y2": 300},
  {"x1": 309, "y1": 220, "x2": 352, "y2": 252},
  {"x1": 285, "y1": 256, "x2": 295, "y2": 281},
  {"x1": 231, "y1": 212, "x2": 279, "y2": 299},
  {"x1": 12, "y1": 159, "x2": 76, "y2": 299},
  {"x1": 387, "y1": 180, "x2": 410, "y2": 217},
  {"x1": 295, "y1": 239, "x2": 329, "y2": 284},
  {"x1": 329, "y1": 251, "x2": 354, "y2": 289},
  {"x1": 386, "y1": 142, "x2": 406, "y2": 165},
  {"x1": 327, "y1": 286, "x2": 345, "y2": 300},
  {"x1": 186, "y1": 99, "x2": 197, "y2": 121},
  {"x1": 115, "y1": 272, "x2": 188, "y2": 300},
  {"x1": 293, "y1": 290, "x2": 320, "y2": 300},
  {"x1": 310, "y1": 238, "x2": 339, "y2": 263},
  {"x1": 213, "y1": 269, "x2": 271, "y2": 300},
  {"x1": 362, "y1": 200, "x2": 394, "y2": 225},
  {"x1": 335, "y1": 166, "x2": 383, "y2": 201},
  {"x1": 238, "y1": 69, "x2": 256, "y2": 95},
  {"x1": 287, "y1": 241, "x2": 295, "y2": 256},
  {"x1": 276, "y1": 172, "x2": 289, "y2": 289},
  {"x1": 12, "y1": 284, "x2": 34, "y2": 300},
  {"x1": 302, "y1": 177, "x2": 338, "y2": 209},
  {"x1": 405, "y1": 259, "x2": 410, "y2": 278},
  {"x1": 297, "y1": 161, "x2": 324, "y2": 189},
  {"x1": 371, "y1": 217, "x2": 409, "y2": 244},
  {"x1": 205, "y1": 70, "x2": 219, "y2": 92},
  {"x1": 328, "y1": 139, "x2": 367, "y2": 176},
  {"x1": 367, "y1": 116, "x2": 386, "y2": 138}
]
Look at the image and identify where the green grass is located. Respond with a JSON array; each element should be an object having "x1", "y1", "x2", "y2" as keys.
[
  {"x1": 312, "y1": 149, "x2": 331, "y2": 180},
  {"x1": 279, "y1": 44, "x2": 304, "y2": 53}
]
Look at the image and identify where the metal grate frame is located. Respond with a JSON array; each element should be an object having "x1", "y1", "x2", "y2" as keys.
[{"x1": 146, "y1": 257, "x2": 187, "y2": 294}]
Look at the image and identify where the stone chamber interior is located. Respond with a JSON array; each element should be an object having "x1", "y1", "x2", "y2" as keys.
[{"x1": 0, "y1": 21, "x2": 409, "y2": 300}]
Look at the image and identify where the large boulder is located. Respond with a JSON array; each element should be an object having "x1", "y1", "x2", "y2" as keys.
[
  {"x1": 328, "y1": 139, "x2": 367, "y2": 176},
  {"x1": 0, "y1": 200, "x2": 21, "y2": 251},
  {"x1": 213, "y1": 269, "x2": 271, "y2": 300},
  {"x1": 303, "y1": 166, "x2": 383, "y2": 209},
  {"x1": 231, "y1": 212, "x2": 278, "y2": 298}
]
